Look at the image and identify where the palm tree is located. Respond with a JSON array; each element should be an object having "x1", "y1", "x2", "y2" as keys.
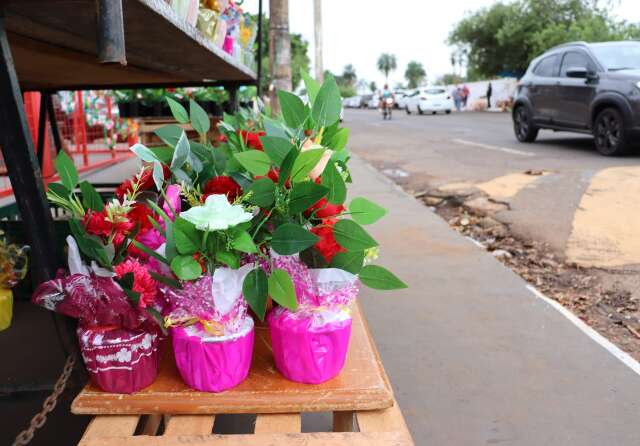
[
  {"x1": 377, "y1": 53, "x2": 397, "y2": 82},
  {"x1": 342, "y1": 64, "x2": 357, "y2": 86},
  {"x1": 369, "y1": 81, "x2": 377, "y2": 93},
  {"x1": 404, "y1": 61, "x2": 426, "y2": 88}
]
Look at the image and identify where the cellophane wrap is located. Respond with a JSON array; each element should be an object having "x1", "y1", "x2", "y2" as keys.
[
  {"x1": 267, "y1": 255, "x2": 359, "y2": 384},
  {"x1": 171, "y1": 316, "x2": 254, "y2": 392},
  {"x1": 164, "y1": 265, "x2": 254, "y2": 392},
  {"x1": 78, "y1": 325, "x2": 160, "y2": 393}
]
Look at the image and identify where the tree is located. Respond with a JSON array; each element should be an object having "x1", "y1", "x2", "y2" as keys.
[
  {"x1": 253, "y1": 15, "x2": 311, "y2": 94},
  {"x1": 404, "y1": 61, "x2": 426, "y2": 88},
  {"x1": 377, "y1": 53, "x2": 397, "y2": 82},
  {"x1": 448, "y1": 0, "x2": 640, "y2": 78},
  {"x1": 369, "y1": 81, "x2": 377, "y2": 93},
  {"x1": 342, "y1": 64, "x2": 357, "y2": 86}
]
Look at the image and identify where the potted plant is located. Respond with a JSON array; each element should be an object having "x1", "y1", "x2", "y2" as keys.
[
  {"x1": 0, "y1": 232, "x2": 28, "y2": 331},
  {"x1": 32, "y1": 156, "x2": 171, "y2": 393},
  {"x1": 114, "y1": 90, "x2": 139, "y2": 118}
]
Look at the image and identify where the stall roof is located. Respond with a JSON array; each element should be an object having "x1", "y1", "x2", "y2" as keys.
[{"x1": 2, "y1": 0, "x2": 256, "y2": 91}]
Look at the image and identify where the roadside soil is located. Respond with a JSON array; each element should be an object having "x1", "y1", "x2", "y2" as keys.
[{"x1": 378, "y1": 161, "x2": 640, "y2": 362}]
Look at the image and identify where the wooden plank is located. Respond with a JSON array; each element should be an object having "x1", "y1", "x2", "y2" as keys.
[
  {"x1": 80, "y1": 416, "x2": 140, "y2": 441},
  {"x1": 72, "y1": 303, "x2": 394, "y2": 415},
  {"x1": 80, "y1": 432, "x2": 412, "y2": 446},
  {"x1": 3, "y1": 0, "x2": 256, "y2": 90},
  {"x1": 254, "y1": 414, "x2": 301, "y2": 433},
  {"x1": 163, "y1": 415, "x2": 214, "y2": 436},
  {"x1": 356, "y1": 402, "x2": 412, "y2": 436},
  {"x1": 332, "y1": 411, "x2": 355, "y2": 432}
]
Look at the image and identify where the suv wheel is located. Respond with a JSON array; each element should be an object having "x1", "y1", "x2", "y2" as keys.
[
  {"x1": 513, "y1": 106, "x2": 538, "y2": 142},
  {"x1": 594, "y1": 108, "x2": 629, "y2": 156}
]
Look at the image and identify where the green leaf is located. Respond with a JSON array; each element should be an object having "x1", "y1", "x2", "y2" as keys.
[
  {"x1": 149, "y1": 271, "x2": 181, "y2": 289},
  {"x1": 311, "y1": 75, "x2": 342, "y2": 127},
  {"x1": 154, "y1": 124, "x2": 183, "y2": 146},
  {"x1": 131, "y1": 240, "x2": 170, "y2": 265},
  {"x1": 260, "y1": 136, "x2": 294, "y2": 167},
  {"x1": 145, "y1": 307, "x2": 168, "y2": 335},
  {"x1": 54, "y1": 152, "x2": 79, "y2": 191},
  {"x1": 349, "y1": 198, "x2": 388, "y2": 225},
  {"x1": 333, "y1": 219, "x2": 378, "y2": 251},
  {"x1": 130, "y1": 143, "x2": 159, "y2": 163},
  {"x1": 152, "y1": 160, "x2": 164, "y2": 191},
  {"x1": 278, "y1": 90, "x2": 307, "y2": 129},
  {"x1": 243, "y1": 268, "x2": 268, "y2": 320},
  {"x1": 48, "y1": 182, "x2": 70, "y2": 198},
  {"x1": 263, "y1": 116, "x2": 289, "y2": 138},
  {"x1": 171, "y1": 131, "x2": 190, "y2": 169},
  {"x1": 271, "y1": 223, "x2": 319, "y2": 255},
  {"x1": 173, "y1": 217, "x2": 201, "y2": 255},
  {"x1": 331, "y1": 251, "x2": 365, "y2": 274},
  {"x1": 231, "y1": 230, "x2": 258, "y2": 253},
  {"x1": 321, "y1": 161, "x2": 346, "y2": 205},
  {"x1": 289, "y1": 181, "x2": 328, "y2": 214},
  {"x1": 247, "y1": 178, "x2": 276, "y2": 207},
  {"x1": 166, "y1": 97, "x2": 189, "y2": 124},
  {"x1": 190, "y1": 99, "x2": 210, "y2": 136},
  {"x1": 290, "y1": 148, "x2": 325, "y2": 183},
  {"x1": 268, "y1": 268, "x2": 298, "y2": 310},
  {"x1": 147, "y1": 200, "x2": 177, "y2": 262},
  {"x1": 79, "y1": 181, "x2": 104, "y2": 212},
  {"x1": 301, "y1": 70, "x2": 320, "y2": 105},
  {"x1": 69, "y1": 218, "x2": 111, "y2": 268},
  {"x1": 234, "y1": 150, "x2": 271, "y2": 176},
  {"x1": 278, "y1": 149, "x2": 298, "y2": 187},
  {"x1": 359, "y1": 265, "x2": 408, "y2": 290},
  {"x1": 216, "y1": 250, "x2": 240, "y2": 269},
  {"x1": 170, "y1": 255, "x2": 202, "y2": 281},
  {"x1": 329, "y1": 128, "x2": 349, "y2": 151},
  {"x1": 149, "y1": 146, "x2": 174, "y2": 164}
]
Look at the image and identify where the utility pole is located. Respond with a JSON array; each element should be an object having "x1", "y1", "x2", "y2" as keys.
[
  {"x1": 313, "y1": 0, "x2": 323, "y2": 82},
  {"x1": 269, "y1": 0, "x2": 292, "y2": 114}
]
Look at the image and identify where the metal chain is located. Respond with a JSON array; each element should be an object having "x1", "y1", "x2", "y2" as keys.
[{"x1": 12, "y1": 354, "x2": 76, "y2": 446}]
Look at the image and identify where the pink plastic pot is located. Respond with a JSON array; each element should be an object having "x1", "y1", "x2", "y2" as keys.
[
  {"x1": 77, "y1": 326, "x2": 160, "y2": 394},
  {"x1": 171, "y1": 317, "x2": 254, "y2": 392},
  {"x1": 268, "y1": 309, "x2": 353, "y2": 384}
]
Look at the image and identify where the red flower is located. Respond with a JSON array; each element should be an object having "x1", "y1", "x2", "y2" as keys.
[
  {"x1": 115, "y1": 166, "x2": 170, "y2": 200},
  {"x1": 128, "y1": 203, "x2": 154, "y2": 231},
  {"x1": 217, "y1": 134, "x2": 228, "y2": 143},
  {"x1": 114, "y1": 258, "x2": 157, "y2": 308},
  {"x1": 257, "y1": 168, "x2": 290, "y2": 188},
  {"x1": 310, "y1": 218, "x2": 346, "y2": 263},
  {"x1": 203, "y1": 176, "x2": 243, "y2": 202},
  {"x1": 306, "y1": 197, "x2": 345, "y2": 219},
  {"x1": 239, "y1": 130, "x2": 265, "y2": 150},
  {"x1": 83, "y1": 210, "x2": 111, "y2": 237}
]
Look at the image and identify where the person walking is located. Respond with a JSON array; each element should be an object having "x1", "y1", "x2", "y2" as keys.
[
  {"x1": 462, "y1": 84, "x2": 470, "y2": 109},
  {"x1": 486, "y1": 82, "x2": 492, "y2": 109},
  {"x1": 452, "y1": 86, "x2": 461, "y2": 112}
]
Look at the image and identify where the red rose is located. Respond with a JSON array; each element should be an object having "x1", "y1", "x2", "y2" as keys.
[
  {"x1": 128, "y1": 203, "x2": 154, "y2": 231},
  {"x1": 203, "y1": 176, "x2": 243, "y2": 202},
  {"x1": 310, "y1": 218, "x2": 346, "y2": 263},
  {"x1": 239, "y1": 130, "x2": 265, "y2": 150},
  {"x1": 83, "y1": 210, "x2": 111, "y2": 237},
  {"x1": 306, "y1": 197, "x2": 345, "y2": 219},
  {"x1": 115, "y1": 166, "x2": 170, "y2": 200}
]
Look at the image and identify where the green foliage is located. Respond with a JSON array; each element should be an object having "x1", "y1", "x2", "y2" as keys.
[
  {"x1": 405, "y1": 61, "x2": 427, "y2": 89},
  {"x1": 268, "y1": 268, "x2": 298, "y2": 310},
  {"x1": 243, "y1": 268, "x2": 269, "y2": 320},
  {"x1": 377, "y1": 53, "x2": 398, "y2": 81},
  {"x1": 331, "y1": 251, "x2": 365, "y2": 274},
  {"x1": 79, "y1": 181, "x2": 104, "y2": 212},
  {"x1": 290, "y1": 148, "x2": 325, "y2": 182},
  {"x1": 289, "y1": 181, "x2": 328, "y2": 214},
  {"x1": 234, "y1": 150, "x2": 271, "y2": 176},
  {"x1": 54, "y1": 151, "x2": 79, "y2": 192},
  {"x1": 448, "y1": 0, "x2": 640, "y2": 77},
  {"x1": 166, "y1": 97, "x2": 189, "y2": 124},
  {"x1": 333, "y1": 220, "x2": 378, "y2": 251},
  {"x1": 271, "y1": 223, "x2": 319, "y2": 255},
  {"x1": 247, "y1": 178, "x2": 276, "y2": 207},
  {"x1": 349, "y1": 198, "x2": 387, "y2": 225},
  {"x1": 171, "y1": 255, "x2": 202, "y2": 281},
  {"x1": 359, "y1": 265, "x2": 408, "y2": 290}
]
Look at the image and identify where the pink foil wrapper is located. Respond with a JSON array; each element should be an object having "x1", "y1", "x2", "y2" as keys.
[
  {"x1": 78, "y1": 326, "x2": 160, "y2": 394},
  {"x1": 172, "y1": 316, "x2": 254, "y2": 392},
  {"x1": 268, "y1": 307, "x2": 352, "y2": 384}
]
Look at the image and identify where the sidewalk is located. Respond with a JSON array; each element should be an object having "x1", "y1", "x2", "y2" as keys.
[{"x1": 349, "y1": 156, "x2": 640, "y2": 445}]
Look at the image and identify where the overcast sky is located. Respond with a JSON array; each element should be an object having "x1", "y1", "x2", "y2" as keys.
[{"x1": 244, "y1": 0, "x2": 640, "y2": 87}]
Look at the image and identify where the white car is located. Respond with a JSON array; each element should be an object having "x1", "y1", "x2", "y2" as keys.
[
  {"x1": 405, "y1": 87, "x2": 453, "y2": 115},
  {"x1": 397, "y1": 89, "x2": 418, "y2": 110},
  {"x1": 367, "y1": 96, "x2": 380, "y2": 109}
]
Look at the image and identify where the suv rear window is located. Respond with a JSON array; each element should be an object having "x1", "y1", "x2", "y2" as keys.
[{"x1": 533, "y1": 54, "x2": 559, "y2": 77}]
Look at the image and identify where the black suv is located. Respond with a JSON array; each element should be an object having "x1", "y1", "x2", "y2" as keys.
[{"x1": 512, "y1": 41, "x2": 640, "y2": 156}]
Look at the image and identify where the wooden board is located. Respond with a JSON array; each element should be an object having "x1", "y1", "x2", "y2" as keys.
[
  {"x1": 2, "y1": 0, "x2": 255, "y2": 90},
  {"x1": 71, "y1": 304, "x2": 394, "y2": 415}
]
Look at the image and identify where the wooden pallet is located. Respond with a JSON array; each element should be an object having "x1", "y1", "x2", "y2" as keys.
[{"x1": 78, "y1": 399, "x2": 414, "y2": 445}]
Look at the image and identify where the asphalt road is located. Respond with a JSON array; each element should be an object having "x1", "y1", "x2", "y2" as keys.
[{"x1": 344, "y1": 108, "x2": 640, "y2": 271}]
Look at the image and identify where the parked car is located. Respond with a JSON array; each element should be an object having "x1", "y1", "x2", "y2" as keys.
[
  {"x1": 359, "y1": 94, "x2": 373, "y2": 108},
  {"x1": 397, "y1": 89, "x2": 418, "y2": 110},
  {"x1": 405, "y1": 87, "x2": 454, "y2": 115},
  {"x1": 343, "y1": 96, "x2": 360, "y2": 108},
  {"x1": 513, "y1": 41, "x2": 640, "y2": 156},
  {"x1": 393, "y1": 89, "x2": 406, "y2": 108},
  {"x1": 367, "y1": 96, "x2": 380, "y2": 109}
]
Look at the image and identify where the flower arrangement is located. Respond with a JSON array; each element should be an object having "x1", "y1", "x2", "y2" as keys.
[{"x1": 0, "y1": 231, "x2": 28, "y2": 331}]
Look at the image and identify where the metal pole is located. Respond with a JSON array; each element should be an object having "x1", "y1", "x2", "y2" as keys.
[
  {"x1": 313, "y1": 0, "x2": 323, "y2": 83},
  {"x1": 36, "y1": 93, "x2": 48, "y2": 167},
  {"x1": 268, "y1": 0, "x2": 292, "y2": 114},
  {"x1": 47, "y1": 93, "x2": 62, "y2": 154},
  {"x1": 256, "y1": 0, "x2": 263, "y2": 98},
  {"x1": 96, "y1": 0, "x2": 127, "y2": 65}
]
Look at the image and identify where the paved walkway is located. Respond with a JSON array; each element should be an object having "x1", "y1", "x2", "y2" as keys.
[{"x1": 349, "y1": 156, "x2": 640, "y2": 445}]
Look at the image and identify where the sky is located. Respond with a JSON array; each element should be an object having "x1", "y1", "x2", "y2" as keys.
[{"x1": 244, "y1": 0, "x2": 640, "y2": 89}]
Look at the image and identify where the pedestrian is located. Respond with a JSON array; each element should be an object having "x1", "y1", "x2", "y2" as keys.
[
  {"x1": 452, "y1": 86, "x2": 461, "y2": 112},
  {"x1": 462, "y1": 84, "x2": 470, "y2": 108},
  {"x1": 486, "y1": 82, "x2": 492, "y2": 109}
]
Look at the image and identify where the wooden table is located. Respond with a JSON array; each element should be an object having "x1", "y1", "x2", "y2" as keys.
[{"x1": 74, "y1": 305, "x2": 414, "y2": 445}]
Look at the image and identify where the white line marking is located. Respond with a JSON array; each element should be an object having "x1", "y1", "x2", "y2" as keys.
[
  {"x1": 452, "y1": 138, "x2": 536, "y2": 157},
  {"x1": 526, "y1": 285, "x2": 640, "y2": 376}
]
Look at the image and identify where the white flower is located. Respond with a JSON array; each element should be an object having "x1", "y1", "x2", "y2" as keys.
[{"x1": 179, "y1": 194, "x2": 253, "y2": 231}]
